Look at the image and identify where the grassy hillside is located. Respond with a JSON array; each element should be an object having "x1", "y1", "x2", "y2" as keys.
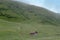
[
  {"x1": 0, "y1": 19, "x2": 60, "y2": 40},
  {"x1": 0, "y1": 0, "x2": 60, "y2": 40},
  {"x1": 0, "y1": 1, "x2": 60, "y2": 25}
]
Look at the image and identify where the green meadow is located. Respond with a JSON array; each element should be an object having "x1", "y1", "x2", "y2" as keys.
[{"x1": 0, "y1": 19, "x2": 59, "y2": 40}]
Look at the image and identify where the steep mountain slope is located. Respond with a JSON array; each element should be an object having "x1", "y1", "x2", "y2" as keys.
[{"x1": 0, "y1": 0, "x2": 60, "y2": 25}]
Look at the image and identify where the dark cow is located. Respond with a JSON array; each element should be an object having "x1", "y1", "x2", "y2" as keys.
[{"x1": 30, "y1": 31, "x2": 38, "y2": 36}]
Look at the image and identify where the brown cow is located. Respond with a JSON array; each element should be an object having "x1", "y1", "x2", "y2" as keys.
[{"x1": 30, "y1": 31, "x2": 38, "y2": 36}]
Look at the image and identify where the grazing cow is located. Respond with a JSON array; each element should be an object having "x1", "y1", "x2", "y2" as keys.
[{"x1": 30, "y1": 31, "x2": 38, "y2": 36}]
